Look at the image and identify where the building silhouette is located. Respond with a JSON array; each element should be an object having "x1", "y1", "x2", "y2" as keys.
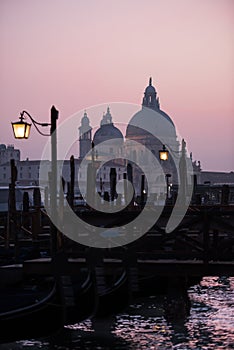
[{"x1": 0, "y1": 78, "x2": 233, "y2": 204}]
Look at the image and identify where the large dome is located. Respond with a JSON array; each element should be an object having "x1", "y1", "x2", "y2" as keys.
[
  {"x1": 158, "y1": 109, "x2": 175, "y2": 127},
  {"x1": 126, "y1": 78, "x2": 176, "y2": 142},
  {"x1": 126, "y1": 107, "x2": 176, "y2": 141}
]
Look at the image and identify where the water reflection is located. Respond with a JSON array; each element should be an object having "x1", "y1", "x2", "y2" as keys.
[
  {"x1": 1, "y1": 277, "x2": 233, "y2": 350},
  {"x1": 185, "y1": 276, "x2": 234, "y2": 350}
]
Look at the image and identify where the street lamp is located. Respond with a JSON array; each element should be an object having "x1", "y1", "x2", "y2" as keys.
[
  {"x1": 11, "y1": 106, "x2": 59, "y2": 257},
  {"x1": 159, "y1": 141, "x2": 187, "y2": 161},
  {"x1": 159, "y1": 145, "x2": 169, "y2": 161},
  {"x1": 12, "y1": 110, "x2": 54, "y2": 139},
  {"x1": 12, "y1": 113, "x2": 31, "y2": 139}
]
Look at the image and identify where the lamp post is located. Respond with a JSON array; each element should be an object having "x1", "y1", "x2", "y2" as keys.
[
  {"x1": 12, "y1": 106, "x2": 59, "y2": 257},
  {"x1": 160, "y1": 140, "x2": 189, "y2": 205},
  {"x1": 165, "y1": 173, "x2": 172, "y2": 200}
]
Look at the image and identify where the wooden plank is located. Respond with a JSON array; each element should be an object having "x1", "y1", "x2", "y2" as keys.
[{"x1": 136, "y1": 259, "x2": 234, "y2": 276}]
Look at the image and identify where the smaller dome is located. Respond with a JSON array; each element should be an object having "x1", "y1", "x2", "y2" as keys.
[
  {"x1": 93, "y1": 107, "x2": 123, "y2": 145},
  {"x1": 93, "y1": 124, "x2": 123, "y2": 145}
]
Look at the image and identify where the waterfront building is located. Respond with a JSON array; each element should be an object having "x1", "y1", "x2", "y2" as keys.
[
  {"x1": 0, "y1": 144, "x2": 20, "y2": 166},
  {"x1": 0, "y1": 79, "x2": 233, "y2": 199}
]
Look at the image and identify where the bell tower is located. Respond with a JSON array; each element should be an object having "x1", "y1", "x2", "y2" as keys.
[{"x1": 79, "y1": 111, "x2": 92, "y2": 159}]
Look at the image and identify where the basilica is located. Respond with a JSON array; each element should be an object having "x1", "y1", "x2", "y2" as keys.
[{"x1": 78, "y1": 78, "x2": 198, "y2": 199}]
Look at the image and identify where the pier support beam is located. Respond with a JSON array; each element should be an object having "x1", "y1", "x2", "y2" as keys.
[{"x1": 164, "y1": 276, "x2": 191, "y2": 322}]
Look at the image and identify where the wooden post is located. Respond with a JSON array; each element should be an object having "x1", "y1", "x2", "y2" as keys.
[
  {"x1": 32, "y1": 211, "x2": 40, "y2": 240},
  {"x1": 127, "y1": 163, "x2": 134, "y2": 208},
  {"x1": 103, "y1": 191, "x2": 109, "y2": 202},
  {"x1": 7, "y1": 159, "x2": 18, "y2": 255},
  {"x1": 9, "y1": 159, "x2": 17, "y2": 213},
  {"x1": 179, "y1": 139, "x2": 187, "y2": 206},
  {"x1": 66, "y1": 182, "x2": 71, "y2": 205},
  {"x1": 44, "y1": 186, "x2": 49, "y2": 208},
  {"x1": 195, "y1": 193, "x2": 201, "y2": 205},
  {"x1": 110, "y1": 167, "x2": 117, "y2": 202},
  {"x1": 48, "y1": 171, "x2": 52, "y2": 207},
  {"x1": 86, "y1": 163, "x2": 96, "y2": 208},
  {"x1": 33, "y1": 187, "x2": 41, "y2": 207},
  {"x1": 140, "y1": 174, "x2": 145, "y2": 207},
  {"x1": 164, "y1": 276, "x2": 190, "y2": 322},
  {"x1": 127, "y1": 163, "x2": 133, "y2": 183},
  {"x1": 192, "y1": 174, "x2": 197, "y2": 204},
  {"x1": 69, "y1": 155, "x2": 74, "y2": 209},
  {"x1": 203, "y1": 209, "x2": 210, "y2": 264},
  {"x1": 59, "y1": 177, "x2": 65, "y2": 213},
  {"x1": 22, "y1": 191, "x2": 30, "y2": 230},
  {"x1": 32, "y1": 187, "x2": 42, "y2": 240},
  {"x1": 221, "y1": 185, "x2": 229, "y2": 205},
  {"x1": 213, "y1": 229, "x2": 219, "y2": 260},
  {"x1": 123, "y1": 172, "x2": 127, "y2": 205},
  {"x1": 50, "y1": 106, "x2": 59, "y2": 258},
  {"x1": 57, "y1": 177, "x2": 65, "y2": 249}
]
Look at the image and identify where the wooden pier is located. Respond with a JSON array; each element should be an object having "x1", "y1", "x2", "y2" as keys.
[
  {"x1": 0, "y1": 199, "x2": 233, "y2": 342},
  {"x1": 1, "y1": 202, "x2": 234, "y2": 272}
]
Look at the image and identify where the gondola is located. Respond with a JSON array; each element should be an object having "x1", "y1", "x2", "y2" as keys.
[
  {"x1": 63, "y1": 270, "x2": 98, "y2": 325},
  {"x1": 0, "y1": 267, "x2": 100, "y2": 342},
  {"x1": 0, "y1": 279, "x2": 64, "y2": 343},
  {"x1": 94, "y1": 268, "x2": 130, "y2": 318}
]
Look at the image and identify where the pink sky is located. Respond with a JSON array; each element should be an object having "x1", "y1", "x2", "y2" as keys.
[{"x1": 0, "y1": 0, "x2": 233, "y2": 172}]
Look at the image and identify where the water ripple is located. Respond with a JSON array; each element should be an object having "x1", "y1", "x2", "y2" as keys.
[{"x1": 1, "y1": 277, "x2": 233, "y2": 350}]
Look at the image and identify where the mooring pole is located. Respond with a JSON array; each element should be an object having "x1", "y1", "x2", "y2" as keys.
[{"x1": 50, "y1": 106, "x2": 59, "y2": 258}]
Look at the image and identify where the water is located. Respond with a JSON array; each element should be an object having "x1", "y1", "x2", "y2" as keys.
[{"x1": 0, "y1": 277, "x2": 233, "y2": 350}]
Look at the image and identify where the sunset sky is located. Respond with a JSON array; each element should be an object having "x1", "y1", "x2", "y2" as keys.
[{"x1": 0, "y1": 0, "x2": 233, "y2": 172}]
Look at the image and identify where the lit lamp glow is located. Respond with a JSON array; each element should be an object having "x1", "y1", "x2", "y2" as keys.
[
  {"x1": 159, "y1": 145, "x2": 169, "y2": 161},
  {"x1": 12, "y1": 115, "x2": 31, "y2": 139}
]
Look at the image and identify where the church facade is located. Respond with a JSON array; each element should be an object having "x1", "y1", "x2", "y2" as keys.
[{"x1": 77, "y1": 78, "x2": 199, "y2": 201}]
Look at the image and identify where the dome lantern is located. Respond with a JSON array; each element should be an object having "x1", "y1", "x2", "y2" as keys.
[{"x1": 142, "y1": 77, "x2": 160, "y2": 110}]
